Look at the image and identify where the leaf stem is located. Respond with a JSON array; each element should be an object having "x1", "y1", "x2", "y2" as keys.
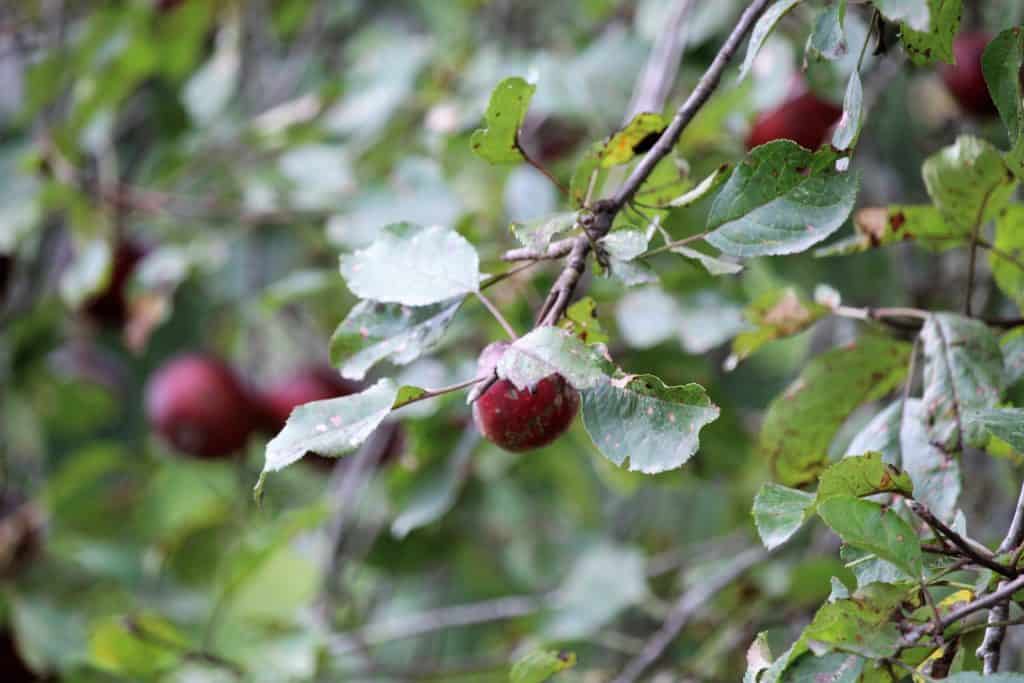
[
  {"x1": 394, "y1": 375, "x2": 489, "y2": 410},
  {"x1": 474, "y1": 290, "x2": 518, "y2": 339},
  {"x1": 638, "y1": 231, "x2": 709, "y2": 259}
]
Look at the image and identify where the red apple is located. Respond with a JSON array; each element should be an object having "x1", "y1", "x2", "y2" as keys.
[
  {"x1": 258, "y1": 366, "x2": 362, "y2": 433},
  {"x1": 83, "y1": 240, "x2": 147, "y2": 328},
  {"x1": 471, "y1": 342, "x2": 580, "y2": 452},
  {"x1": 939, "y1": 32, "x2": 996, "y2": 116},
  {"x1": 746, "y1": 92, "x2": 843, "y2": 150},
  {"x1": 145, "y1": 354, "x2": 260, "y2": 459}
]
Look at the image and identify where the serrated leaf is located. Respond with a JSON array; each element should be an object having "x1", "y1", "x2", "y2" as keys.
[
  {"x1": 600, "y1": 228, "x2": 650, "y2": 261},
  {"x1": 762, "y1": 336, "x2": 912, "y2": 487},
  {"x1": 671, "y1": 245, "x2": 744, "y2": 275},
  {"x1": 873, "y1": 0, "x2": 930, "y2": 32},
  {"x1": 471, "y1": 76, "x2": 535, "y2": 164},
  {"x1": 831, "y1": 71, "x2": 862, "y2": 151},
  {"x1": 803, "y1": 596, "x2": 902, "y2": 658},
  {"x1": 581, "y1": 374, "x2": 719, "y2": 473},
  {"x1": 782, "y1": 652, "x2": 864, "y2": 683},
  {"x1": 600, "y1": 113, "x2": 666, "y2": 167},
  {"x1": 817, "y1": 452, "x2": 914, "y2": 502},
  {"x1": 900, "y1": 399, "x2": 961, "y2": 522},
  {"x1": 898, "y1": 0, "x2": 960, "y2": 65},
  {"x1": 964, "y1": 407, "x2": 1024, "y2": 453},
  {"x1": 560, "y1": 297, "x2": 609, "y2": 345},
  {"x1": 497, "y1": 326, "x2": 612, "y2": 391},
  {"x1": 818, "y1": 205, "x2": 968, "y2": 256},
  {"x1": 511, "y1": 212, "x2": 576, "y2": 251},
  {"x1": 339, "y1": 223, "x2": 481, "y2": 306},
  {"x1": 706, "y1": 141, "x2": 859, "y2": 257},
  {"x1": 330, "y1": 298, "x2": 463, "y2": 381},
  {"x1": 256, "y1": 379, "x2": 398, "y2": 497},
  {"x1": 818, "y1": 496, "x2": 922, "y2": 577},
  {"x1": 545, "y1": 543, "x2": 647, "y2": 639},
  {"x1": 922, "y1": 136, "x2": 1017, "y2": 235},
  {"x1": 807, "y1": 1, "x2": 848, "y2": 62},
  {"x1": 753, "y1": 483, "x2": 815, "y2": 549},
  {"x1": 737, "y1": 0, "x2": 803, "y2": 82},
  {"x1": 920, "y1": 313, "x2": 1005, "y2": 450},
  {"x1": 991, "y1": 204, "x2": 1024, "y2": 306},
  {"x1": 510, "y1": 650, "x2": 576, "y2": 683},
  {"x1": 668, "y1": 163, "x2": 732, "y2": 207},
  {"x1": 732, "y1": 288, "x2": 829, "y2": 365}
]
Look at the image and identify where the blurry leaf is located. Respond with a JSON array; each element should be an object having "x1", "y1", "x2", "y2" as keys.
[
  {"x1": 676, "y1": 291, "x2": 746, "y2": 353},
  {"x1": 256, "y1": 379, "x2": 398, "y2": 497},
  {"x1": 570, "y1": 141, "x2": 608, "y2": 208},
  {"x1": 965, "y1": 407, "x2": 1024, "y2": 452},
  {"x1": 818, "y1": 496, "x2": 922, "y2": 577},
  {"x1": 0, "y1": 149, "x2": 40, "y2": 252},
  {"x1": 807, "y1": 1, "x2": 848, "y2": 62},
  {"x1": 831, "y1": 71, "x2": 862, "y2": 151},
  {"x1": 506, "y1": 165, "x2": 559, "y2": 224},
  {"x1": 898, "y1": 0, "x2": 960, "y2": 65},
  {"x1": 560, "y1": 297, "x2": 610, "y2": 345},
  {"x1": 600, "y1": 228, "x2": 650, "y2": 261},
  {"x1": 511, "y1": 212, "x2": 576, "y2": 251},
  {"x1": 600, "y1": 113, "x2": 665, "y2": 167},
  {"x1": 846, "y1": 400, "x2": 902, "y2": 463},
  {"x1": 745, "y1": 632, "x2": 774, "y2": 683},
  {"x1": 706, "y1": 141, "x2": 859, "y2": 257},
  {"x1": 762, "y1": 336, "x2": 912, "y2": 487},
  {"x1": 803, "y1": 597, "x2": 902, "y2": 658},
  {"x1": 278, "y1": 144, "x2": 355, "y2": 210},
  {"x1": 545, "y1": 543, "x2": 647, "y2": 639},
  {"x1": 991, "y1": 204, "x2": 1024, "y2": 305},
  {"x1": 667, "y1": 163, "x2": 732, "y2": 208},
  {"x1": 922, "y1": 136, "x2": 1017, "y2": 235},
  {"x1": 225, "y1": 544, "x2": 318, "y2": 622},
  {"x1": 873, "y1": 0, "x2": 930, "y2": 32},
  {"x1": 11, "y1": 595, "x2": 88, "y2": 673},
  {"x1": 818, "y1": 452, "x2": 913, "y2": 501},
  {"x1": 340, "y1": 223, "x2": 481, "y2": 306},
  {"x1": 782, "y1": 652, "x2": 864, "y2": 682},
  {"x1": 89, "y1": 613, "x2": 187, "y2": 677},
  {"x1": 983, "y1": 29, "x2": 1024, "y2": 177},
  {"x1": 183, "y1": 14, "x2": 240, "y2": 124},
  {"x1": 920, "y1": 313, "x2": 1004, "y2": 450},
  {"x1": 635, "y1": 154, "x2": 691, "y2": 207},
  {"x1": 944, "y1": 674, "x2": 1024, "y2": 682},
  {"x1": 609, "y1": 257, "x2": 659, "y2": 286},
  {"x1": 581, "y1": 374, "x2": 719, "y2": 473},
  {"x1": 471, "y1": 77, "x2": 536, "y2": 164},
  {"x1": 330, "y1": 298, "x2": 464, "y2": 381},
  {"x1": 818, "y1": 205, "x2": 967, "y2": 256},
  {"x1": 392, "y1": 430, "x2": 477, "y2": 539},
  {"x1": 60, "y1": 239, "x2": 111, "y2": 309},
  {"x1": 900, "y1": 399, "x2": 961, "y2": 522},
  {"x1": 616, "y1": 286, "x2": 682, "y2": 349},
  {"x1": 509, "y1": 650, "x2": 576, "y2": 683},
  {"x1": 261, "y1": 270, "x2": 334, "y2": 311},
  {"x1": 752, "y1": 483, "x2": 815, "y2": 549},
  {"x1": 1003, "y1": 327, "x2": 1024, "y2": 386},
  {"x1": 731, "y1": 288, "x2": 829, "y2": 365},
  {"x1": 738, "y1": 0, "x2": 803, "y2": 82},
  {"x1": 497, "y1": 326, "x2": 612, "y2": 391},
  {"x1": 671, "y1": 245, "x2": 744, "y2": 275}
]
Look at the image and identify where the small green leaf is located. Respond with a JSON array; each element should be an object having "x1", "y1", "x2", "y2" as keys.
[
  {"x1": 898, "y1": 0, "x2": 960, "y2": 65},
  {"x1": 668, "y1": 163, "x2": 732, "y2": 208},
  {"x1": 600, "y1": 228, "x2": 650, "y2": 261},
  {"x1": 330, "y1": 298, "x2": 464, "y2": 381},
  {"x1": 732, "y1": 288, "x2": 829, "y2": 365},
  {"x1": 471, "y1": 76, "x2": 535, "y2": 164},
  {"x1": 670, "y1": 245, "x2": 743, "y2": 276},
  {"x1": 752, "y1": 483, "x2": 815, "y2": 549},
  {"x1": 60, "y1": 239, "x2": 112, "y2": 309},
  {"x1": 600, "y1": 113, "x2": 665, "y2": 167},
  {"x1": 392, "y1": 384, "x2": 430, "y2": 410},
  {"x1": 803, "y1": 597, "x2": 902, "y2": 658},
  {"x1": 706, "y1": 141, "x2": 859, "y2": 257},
  {"x1": 818, "y1": 496, "x2": 922, "y2": 577},
  {"x1": 965, "y1": 407, "x2": 1024, "y2": 453},
  {"x1": 818, "y1": 204, "x2": 969, "y2": 256},
  {"x1": 511, "y1": 212, "x2": 577, "y2": 251},
  {"x1": 339, "y1": 223, "x2": 481, "y2": 306},
  {"x1": 807, "y1": 1, "x2": 848, "y2": 62},
  {"x1": 581, "y1": 374, "x2": 719, "y2": 473},
  {"x1": 497, "y1": 326, "x2": 612, "y2": 391},
  {"x1": 510, "y1": 650, "x2": 576, "y2": 683},
  {"x1": 922, "y1": 136, "x2": 1017, "y2": 235},
  {"x1": 737, "y1": 0, "x2": 803, "y2": 82},
  {"x1": 817, "y1": 452, "x2": 914, "y2": 502},
  {"x1": 569, "y1": 141, "x2": 608, "y2": 208},
  {"x1": 560, "y1": 297, "x2": 610, "y2": 345},
  {"x1": 991, "y1": 204, "x2": 1024, "y2": 306},
  {"x1": 89, "y1": 613, "x2": 187, "y2": 677},
  {"x1": 831, "y1": 71, "x2": 862, "y2": 151}
]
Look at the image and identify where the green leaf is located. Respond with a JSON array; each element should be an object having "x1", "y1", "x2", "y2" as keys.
[
  {"x1": 944, "y1": 674, "x2": 1024, "y2": 682},
  {"x1": 818, "y1": 496, "x2": 922, "y2": 577},
  {"x1": 991, "y1": 204, "x2": 1024, "y2": 305},
  {"x1": 831, "y1": 71, "x2": 862, "y2": 151},
  {"x1": 964, "y1": 407, "x2": 1024, "y2": 453},
  {"x1": 706, "y1": 141, "x2": 859, "y2": 257},
  {"x1": 570, "y1": 141, "x2": 608, "y2": 208},
  {"x1": 818, "y1": 204, "x2": 969, "y2": 256},
  {"x1": 817, "y1": 452, "x2": 914, "y2": 502},
  {"x1": 873, "y1": 0, "x2": 930, "y2": 32},
  {"x1": 898, "y1": 0, "x2": 961, "y2": 65},
  {"x1": 497, "y1": 326, "x2": 612, "y2": 391},
  {"x1": 1003, "y1": 327, "x2": 1024, "y2": 386},
  {"x1": 581, "y1": 374, "x2": 719, "y2": 473},
  {"x1": 60, "y1": 239, "x2": 112, "y2": 309},
  {"x1": 600, "y1": 113, "x2": 665, "y2": 167},
  {"x1": 511, "y1": 212, "x2": 577, "y2": 251},
  {"x1": 544, "y1": 543, "x2": 647, "y2": 639},
  {"x1": 983, "y1": 28, "x2": 1024, "y2": 151},
  {"x1": 920, "y1": 313, "x2": 1005, "y2": 450},
  {"x1": 667, "y1": 163, "x2": 732, "y2": 208},
  {"x1": 471, "y1": 76, "x2": 535, "y2": 164},
  {"x1": 846, "y1": 400, "x2": 902, "y2": 463},
  {"x1": 737, "y1": 0, "x2": 803, "y2": 82},
  {"x1": 762, "y1": 336, "x2": 912, "y2": 487},
  {"x1": 670, "y1": 245, "x2": 744, "y2": 276},
  {"x1": 802, "y1": 597, "x2": 902, "y2": 658},
  {"x1": 10, "y1": 595, "x2": 88, "y2": 673},
  {"x1": 339, "y1": 223, "x2": 481, "y2": 306},
  {"x1": 901, "y1": 399, "x2": 961, "y2": 522},
  {"x1": 807, "y1": 1, "x2": 848, "y2": 62},
  {"x1": 731, "y1": 288, "x2": 830, "y2": 365},
  {"x1": 329, "y1": 298, "x2": 464, "y2": 381},
  {"x1": 89, "y1": 613, "x2": 188, "y2": 677},
  {"x1": 392, "y1": 431, "x2": 477, "y2": 539},
  {"x1": 560, "y1": 297, "x2": 610, "y2": 345},
  {"x1": 183, "y1": 16, "x2": 240, "y2": 124},
  {"x1": 782, "y1": 652, "x2": 864, "y2": 682},
  {"x1": 752, "y1": 483, "x2": 815, "y2": 549},
  {"x1": 256, "y1": 379, "x2": 398, "y2": 498},
  {"x1": 922, "y1": 136, "x2": 1017, "y2": 235},
  {"x1": 600, "y1": 228, "x2": 650, "y2": 261},
  {"x1": 510, "y1": 650, "x2": 577, "y2": 683},
  {"x1": 609, "y1": 257, "x2": 659, "y2": 286}
]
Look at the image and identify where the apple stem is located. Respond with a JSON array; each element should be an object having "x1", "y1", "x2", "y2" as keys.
[{"x1": 475, "y1": 290, "x2": 518, "y2": 339}]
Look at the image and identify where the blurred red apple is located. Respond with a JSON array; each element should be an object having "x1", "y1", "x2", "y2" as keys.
[
  {"x1": 939, "y1": 31, "x2": 996, "y2": 116},
  {"x1": 746, "y1": 92, "x2": 843, "y2": 150},
  {"x1": 258, "y1": 366, "x2": 362, "y2": 433}
]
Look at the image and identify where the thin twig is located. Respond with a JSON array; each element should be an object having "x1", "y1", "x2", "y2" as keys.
[
  {"x1": 978, "y1": 481, "x2": 1024, "y2": 672},
  {"x1": 901, "y1": 572, "x2": 1024, "y2": 649},
  {"x1": 907, "y1": 500, "x2": 1012, "y2": 578},
  {"x1": 475, "y1": 290, "x2": 518, "y2": 339},
  {"x1": 964, "y1": 185, "x2": 999, "y2": 315},
  {"x1": 638, "y1": 230, "x2": 709, "y2": 259},
  {"x1": 624, "y1": 0, "x2": 695, "y2": 121}
]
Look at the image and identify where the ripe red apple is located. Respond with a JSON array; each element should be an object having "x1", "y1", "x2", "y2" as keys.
[
  {"x1": 471, "y1": 342, "x2": 580, "y2": 452},
  {"x1": 83, "y1": 240, "x2": 147, "y2": 328},
  {"x1": 145, "y1": 354, "x2": 260, "y2": 459},
  {"x1": 746, "y1": 92, "x2": 843, "y2": 150},
  {"x1": 939, "y1": 32, "x2": 996, "y2": 116}
]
